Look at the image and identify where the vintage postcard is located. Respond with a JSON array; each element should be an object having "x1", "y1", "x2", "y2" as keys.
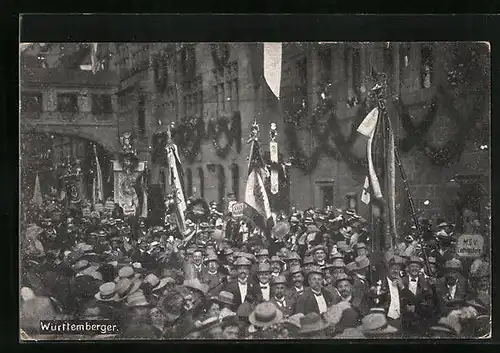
[{"x1": 20, "y1": 39, "x2": 490, "y2": 340}]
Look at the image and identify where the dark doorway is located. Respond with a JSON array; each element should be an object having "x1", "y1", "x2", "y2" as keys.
[
  {"x1": 218, "y1": 165, "x2": 226, "y2": 207},
  {"x1": 321, "y1": 186, "x2": 335, "y2": 209}
]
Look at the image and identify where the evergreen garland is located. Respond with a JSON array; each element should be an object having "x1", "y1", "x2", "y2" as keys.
[
  {"x1": 173, "y1": 116, "x2": 206, "y2": 164},
  {"x1": 208, "y1": 111, "x2": 242, "y2": 159}
]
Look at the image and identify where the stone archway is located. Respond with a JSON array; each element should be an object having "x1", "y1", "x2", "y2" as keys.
[
  {"x1": 20, "y1": 130, "x2": 115, "y2": 206},
  {"x1": 22, "y1": 123, "x2": 120, "y2": 155}
]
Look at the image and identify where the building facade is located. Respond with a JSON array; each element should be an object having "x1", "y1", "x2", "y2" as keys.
[{"x1": 20, "y1": 42, "x2": 490, "y2": 236}]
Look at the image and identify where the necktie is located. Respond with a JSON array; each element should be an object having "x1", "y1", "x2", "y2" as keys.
[
  {"x1": 261, "y1": 286, "x2": 268, "y2": 290},
  {"x1": 313, "y1": 291, "x2": 323, "y2": 297},
  {"x1": 411, "y1": 278, "x2": 417, "y2": 282}
]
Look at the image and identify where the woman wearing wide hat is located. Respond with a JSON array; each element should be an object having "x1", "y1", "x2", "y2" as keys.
[{"x1": 205, "y1": 290, "x2": 237, "y2": 318}]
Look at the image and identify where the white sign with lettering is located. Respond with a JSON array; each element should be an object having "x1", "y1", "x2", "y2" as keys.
[
  {"x1": 230, "y1": 202, "x2": 246, "y2": 217},
  {"x1": 456, "y1": 234, "x2": 484, "y2": 258}
]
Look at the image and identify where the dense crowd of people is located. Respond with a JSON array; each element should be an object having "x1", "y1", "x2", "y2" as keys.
[{"x1": 20, "y1": 197, "x2": 490, "y2": 340}]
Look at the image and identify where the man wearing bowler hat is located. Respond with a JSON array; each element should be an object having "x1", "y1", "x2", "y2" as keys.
[
  {"x1": 269, "y1": 275, "x2": 295, "y2": 318},
  {"x1": 223, "y1": 257, "x2": 257, "y2": 307},
  {"x1": 435, "y1": 258, "x2": 470, "y2": 316}
]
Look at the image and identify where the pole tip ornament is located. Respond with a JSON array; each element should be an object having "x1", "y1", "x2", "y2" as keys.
[{"x1": 248, "y1": 119, "x2": 260, "y2": 143}]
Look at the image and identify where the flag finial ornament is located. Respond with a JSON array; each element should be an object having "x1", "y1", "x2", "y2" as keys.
[{"x1": 248, "y1": 119, "x2": 260, "y2": 143}]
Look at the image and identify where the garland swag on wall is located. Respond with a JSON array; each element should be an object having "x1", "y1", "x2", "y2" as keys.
[
  {"x1": 173, "y1": 116, "x2": 206, "y2": 164},
  {"x1": 208, "y1": 111, "x2": 242, "y2": 159}
]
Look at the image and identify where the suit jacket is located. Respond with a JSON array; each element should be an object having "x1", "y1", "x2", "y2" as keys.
[
  {"x1": 253, "y1": 281, "x2": 276, "y2": 304},
  {"x1": 286, "y1": 285, "x2": 309, "y2": 303},
  {"x1": 435, "y1": 275, "x2": 470, "y2": 316},
  {"x1": 294, "y1": 287, "x2": 335, "y2": 315},
  {"x1": 269, "y1": 294, "x2": 296, "y2": 318},
  {"x1": 202, "y1": 271, "x2": 227, "y2": 296},
  {"x1": 223, "y1": 281, "x2": 259, "y2": 308},
  {"x1": 352, "y1": 275, "x2": 369, "y2": 301},
  {"x1": 401, "y1": 274, "x2": 436, "y2": 333},
  {"x1": 366, "y1": 276, "x2": 411, "y2": 319}
]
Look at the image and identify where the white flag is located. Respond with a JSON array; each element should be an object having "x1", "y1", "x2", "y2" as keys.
[
  {"x1": 32, "y1": 173, "x2": 43, "y2": 207},
  {"x1": 264, "y1": 43, "x2": 282, "y2": 99},
  {"x1": 92, "y1": 144, "x2": 104, "y2": 205},
  {"x1": 361, "y1": 176, "x2": 371, "y2": 205},
  {"x1": 167, "y1": 144, "x2": 187, "y2": 234},
  {"x1": 357, "y1": 107, "x2": 383, "y2": 200},
  {"x1": 244, "y1": 140, "x2": 272, "y2": 230}
]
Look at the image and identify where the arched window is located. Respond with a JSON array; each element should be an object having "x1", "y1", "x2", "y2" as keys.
[
  {"x1": 198, "y1": 167, "x2": 205, "y2": 199},
  {"x1": 231, "y1": 163, "x2": 240, "y2": 201},
  {"x1": 186, "y1": 168, "x2": 193, "y2": 198}
]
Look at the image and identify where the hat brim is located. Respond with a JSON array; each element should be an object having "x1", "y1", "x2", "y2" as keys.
[
  {"x1": 94, "y1": 292, "x2": 119, "y2": 302},
  {"x1": 126, "y1": 300, "x2": 150, "y2": 307},
  {"x1": 429, "y1": 326, "x2": 456, "y2": 335},
  {"x1": 211, "y1": 296, "x2": 235, "y2": 307},
  {"x1": 152, "y1": 278, "x2": 170, "y2": 292},
  {"x1": 184, "y1": 284, "x2": 208, "y2": 296},
  {"x1": 248, "y1": 309, "x2": 283, "y2": 327},
  {"x1": 115, "y1": 280, "x2": 142, "y2": 302},
  {"x1": 362, "y1": 325, "x2": 398, "y2": 335},
  {"x1": 299, "y1": 319, "x2": 331, "y2": 334}
]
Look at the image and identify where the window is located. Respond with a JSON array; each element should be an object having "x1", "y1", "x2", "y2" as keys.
[
  {"x1": 160, "y1": 168, "x2": 166, "y2": 193},
  {"x1": 186, "y1": 169, "x2": 193, "y2": 198},
  {"x1": 180, "y1": 45, "x2": 196, "y2": 78},
  {"x1": 164, "y1": 85, "x2": 176, "y2": 118},
  {"x1": 401, "y1": 43, "x2": 411, "y2": 68},
  {"x1": 213, "y1": 61, "x2": 239, "y2": 117},
  {"x1": 352, "y1": 47, "x2": 361, "y2": 96},
  {"x1": 420, "y1": 43, "x2": 434, "y2": 89},
  {"x1": 231, "y1": 163, "x2": 240, "y2": 201},
  {"x1": 198, "y1": 167, "x2": 205, "y2": 199},
  {"x1": 21, "y1": 92, "x2": 43, "y2": 114},
  {"x1": 318, "y1": 47, "x2": 332, "y2": 83},
  {"x1": 91, "y1": 94, "x2": 113, "y2": 116},
  {"x1": 182, "y1": 76, "x2": 203, "y2": 118},
  {"x1": 383, "y1": 44, "x2": 393, "y2": 73},
  {"x1": 294, "y1": 56, "x2": 308, "y2": 110},
  {"x1": 218, "y1": 165, "x2": 226, "y2": 206},
  {"x1": 316, "y1": 180, "x2": 334, "y2": 209},
  {"x1": 138, "y1": 95, "x2": 146, "y2": 134},
  {"x1": 57, "y1": 93, "x2": 78, "y2": 113}
]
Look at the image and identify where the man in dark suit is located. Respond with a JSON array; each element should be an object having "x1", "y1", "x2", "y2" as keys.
[
  {"x1": 286, "y1": 265, "x2": 308, "y2": 302},
  {"x1": 269, "y1": 275, "x2": 295, "y2": 318},
  {"x1": 332, "y1": 274, "x2": 367, "y2": 330},
  {"x1": 401, "y1": 256, "x2": 435, "y2": 336},
  {"x1": 367, "y1": 255, "x2": 410, "y2": 331},
  {"x1": 190, "y1": 249, "x2": 208, "y2": 282},
  {"x1": 201, "y1": 253, "x2": 226, "y2": 297},
  {"x1": 435, "y1": 258, "x2": 471, "y2": 317},
  {"x1": 223, "y1": 257, "x2": 258, "y2": 308},
  {"x1": 294, "y1": 266, "x2": 335, "y2": 316},
  {"x1": 254, "y1": 262, "x2": 272, "y2": 303}
]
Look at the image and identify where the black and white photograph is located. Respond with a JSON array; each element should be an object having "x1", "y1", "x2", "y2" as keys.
[{"x1": 19, "y1": 40, "x2": 491, "y2": 340}]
